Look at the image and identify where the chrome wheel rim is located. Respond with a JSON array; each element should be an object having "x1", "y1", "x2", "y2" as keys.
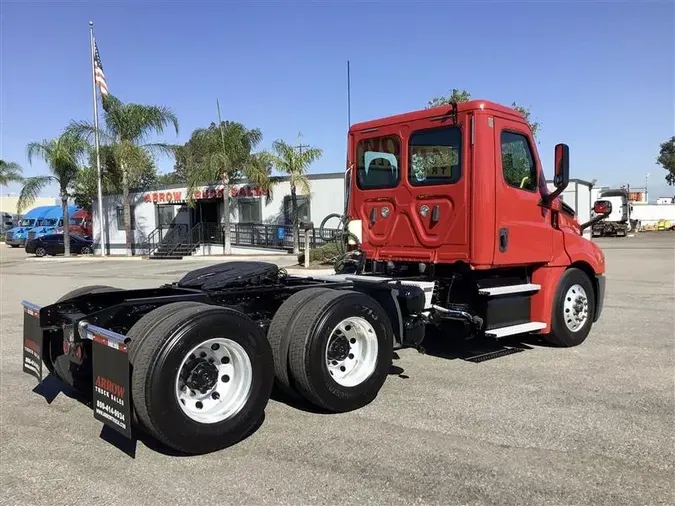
[
  {"x1": 174, "y1": 338, "x2": 253, "y2": 424},
  {"x1": 563, "y1": 284, "x2": 589, "y2": 332},
  {"x1": 325, "y1": 317, "x2": 378, "y2": 387}
]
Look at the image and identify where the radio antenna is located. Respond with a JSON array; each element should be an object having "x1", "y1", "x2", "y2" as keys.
[{"x1": 347, "y1": 60, "x2": 352, "y2": 129}]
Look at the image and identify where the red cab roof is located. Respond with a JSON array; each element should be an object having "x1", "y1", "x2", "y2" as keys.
[{"x1": 349, "y1": 99, "x2": 525, "y2": 133}]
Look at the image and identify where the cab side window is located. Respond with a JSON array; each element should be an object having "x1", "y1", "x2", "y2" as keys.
[{"x1": 500, "y1": 131, "x2": 537, "y2": 191}]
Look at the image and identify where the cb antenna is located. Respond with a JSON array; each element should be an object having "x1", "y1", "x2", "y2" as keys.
[{"x1": 347, "y1": 60, "x2": 352, "y2": 129}]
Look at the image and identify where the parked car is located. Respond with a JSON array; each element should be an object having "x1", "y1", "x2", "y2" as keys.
[{"x1": 25, "y1": 233, "x2": 93, "y2": 257}]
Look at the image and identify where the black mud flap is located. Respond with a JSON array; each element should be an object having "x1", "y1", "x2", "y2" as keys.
[
  {"x1": 22, "y1": 301, "x2": 43, "y2": 383},
  {"x1": 87, "y1": 325, "x2": 132, "y2": 439}
]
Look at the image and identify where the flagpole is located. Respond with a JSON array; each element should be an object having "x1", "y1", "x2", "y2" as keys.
[{"x1": 89, "y1": 21, "x2": 106, "y2": 256}]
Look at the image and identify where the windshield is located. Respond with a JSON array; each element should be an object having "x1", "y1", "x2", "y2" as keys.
[
  {"x1": 355, "y1": 135, "x2": 401, "y2": 190},
  {"x1": 20, "y1": 219, "x2": 35, "y2": 227},
  {"x1": 69, "y1": 218, "x2": 80, "y2": 226},
  {"x1": 43, "y1": 218, "x2": 58, "y2": 226}
]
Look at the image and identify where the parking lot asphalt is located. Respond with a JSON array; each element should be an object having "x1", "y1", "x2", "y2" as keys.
[{"x1": 1, "y1": 234, "x2": 673, "y2": 506}]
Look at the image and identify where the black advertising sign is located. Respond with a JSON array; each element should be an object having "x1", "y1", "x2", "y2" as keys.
[
  {"x1": 91, "y1": 333, "x2": 132, "y2": 439},
  {"x1": 22, "y1": 305, "x2": 43, "y2": 382}
]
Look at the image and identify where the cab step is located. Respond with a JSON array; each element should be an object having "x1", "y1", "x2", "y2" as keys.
[
  {"x1": 484, "y1": 321, "x2": 547, "y2": 339},
  {"x1": 478, "y1": 283, "x2": 540, "y2": 296}
]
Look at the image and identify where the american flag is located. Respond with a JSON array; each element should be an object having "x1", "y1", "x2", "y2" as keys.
[{"x1": 94, "y1": 41, "x2": 108, "y2": 97}]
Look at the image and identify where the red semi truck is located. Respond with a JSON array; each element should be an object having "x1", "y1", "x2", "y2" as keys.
[{"x1": 21, "y1": 100, "x2": 610, "y2": 455}]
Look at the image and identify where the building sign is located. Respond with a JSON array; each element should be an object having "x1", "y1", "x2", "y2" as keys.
[{"x1": 143, "y1": 185, "x2": 268, "y2": 204}]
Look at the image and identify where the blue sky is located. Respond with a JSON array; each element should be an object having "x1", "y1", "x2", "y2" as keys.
[{"x1": 1, "y1": 0, "x2": 673, "y2": 199}]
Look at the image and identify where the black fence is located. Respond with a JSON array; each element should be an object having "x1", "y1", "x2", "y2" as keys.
[{"x1": 229, "y1": 222, "x2": 338, "y2": 251}]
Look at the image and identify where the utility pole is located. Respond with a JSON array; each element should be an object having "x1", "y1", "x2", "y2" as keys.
[{"x1": 293, "y1": 143, "x2": 310, "y2": 155}]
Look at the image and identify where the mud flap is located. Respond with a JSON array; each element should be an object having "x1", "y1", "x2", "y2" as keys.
[
  {"x1": 87, "y1": 325, "x2": 132, "y2": 439},
  {"x1": 22, "y1": 302, "x2": 43, "y2": 382}
]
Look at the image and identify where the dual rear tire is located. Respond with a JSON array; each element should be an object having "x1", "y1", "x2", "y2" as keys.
[
  {"x1": 127, "y1": 302, "x2": 274, "y2": 454},
  {"x1": 268, "y1": 288, "x2": 394, "y2": 412}
]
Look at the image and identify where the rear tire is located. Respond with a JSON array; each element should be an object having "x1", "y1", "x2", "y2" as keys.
[
  {"x1": 543, "y1": 268, "x2": 595, "y2": 347},
  {"x1": 130, "y1": 303, "x2": 273, "y2": 454},
  {"x1": 51, "y1": 285, "x2": 122, "y2": 392},
  {"x1": 287, "y1": 290, "x2": 394, "y2": 412},
  {"x1": 267, "y1": 287, "x2": 334, "y2": 397}
]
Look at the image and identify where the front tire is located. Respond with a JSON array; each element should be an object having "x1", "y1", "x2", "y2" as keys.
[
  {"x1": 543, "y1": 268, "x2": 596, "y2": 347},
  {"x1": 35, "y1": 247, "x2": 46, "y2": 257},
  {"x1": 287, "y1": 290, "x2": 394, "y2": 412},
  {"x1": 130, "y1": 303, "x2": 274, "y2": 454}
]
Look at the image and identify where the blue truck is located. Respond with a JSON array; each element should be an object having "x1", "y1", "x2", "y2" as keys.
[
  {"x1": 25, "y1": 205, "x2": 80, "y2": 242},
  {"x1": 5, "y1": 206, "x2": 58, "y2": 247}
]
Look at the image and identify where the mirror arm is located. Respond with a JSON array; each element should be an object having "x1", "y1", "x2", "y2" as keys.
[{"x1": 579, "y1": 210, "x2": 611, "y2": 232}]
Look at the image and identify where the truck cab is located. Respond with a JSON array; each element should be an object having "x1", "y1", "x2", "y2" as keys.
[
  {"x1": 343, "y1": 100, "x2": 606, "y2": 345},
  {"x1": 27, "y1": 205, "x2": 81, "y2": 242},
  {"x1": 5, "y1": 206, "x2": 57, "y2": 247},
  {"x1": 591, "y1": 189, "x2": 631, "y2": 237},
  {"x1": 70, "y1": 208, "x2": 93, "y2": 238}
]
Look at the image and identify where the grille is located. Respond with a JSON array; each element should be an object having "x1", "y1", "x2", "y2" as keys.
[{"x1": 6, "y1": 231, "x2": 13, "y2": 241}]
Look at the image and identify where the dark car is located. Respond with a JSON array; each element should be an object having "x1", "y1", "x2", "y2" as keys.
[{"x1": 25, "y1": 233, "x2": 94, "y2": 257}]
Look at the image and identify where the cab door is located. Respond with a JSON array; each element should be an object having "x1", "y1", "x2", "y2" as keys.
[{"x1": 493, "y1": 117, "x2": 554, "y2": 266}]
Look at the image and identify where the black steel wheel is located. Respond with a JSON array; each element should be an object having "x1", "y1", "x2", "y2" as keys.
[
  {"x1": 130, "y1": 303, "x2": 274, "y2": 454},
  {"x1": 287, "y1": 289, "x2": 394, "y2": 412}
]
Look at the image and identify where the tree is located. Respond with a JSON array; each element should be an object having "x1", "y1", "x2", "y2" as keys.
[
  {"x1": 266, "y1": 135, "x2": 323, "y2": 254},
  {"x1": 656, "y1": 136, "x2": 675, "y2": 186},
  {"x1": 18, "y1": 130, "x2": 89, "y2": 256},
  {"x1": 426, "y1": 89, "x2": 540, "y2": 138},
  {"x1": 426, "y1": 88, "x2": 471, "y2": 108},
  {"x1": 0, "y1": 159, "x2": 23, "y2": 186},
  {"x1": 72, "y1": 145, "x2": 158, "y2": 212},
  {"x1": 68, "y1": 94, "x2": 179, "y2": 255},
  {"x1": 182, "y1": 115, "x2": 273, "y2": 255}
]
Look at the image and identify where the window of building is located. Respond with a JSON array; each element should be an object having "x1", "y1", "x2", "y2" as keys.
[
  {"x1": 408, "y1": 126, "x2": 462, "y2": 186},
  {"x1": 500, "y1": 131, "x2": 537, "y2": 191},
  {"x1": 157, "y1": 205, "x2": 175, "y2": 227},
  {"x1": 116, "y1": 205, "x2": 135, "y2": 230},
  {"x1": 283, "y1": 195, "x2": 311, "y2": 225},
  {"x1": 355, "y1": 135, "x2": 401, "y2": 190},
  {"x1": 238, "y1": 198, "x2": 261, "y2": 223}
]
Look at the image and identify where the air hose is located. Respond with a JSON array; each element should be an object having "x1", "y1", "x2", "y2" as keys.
[{"x1": 318, "y1": 213, "x2": 365, "y2": 274}]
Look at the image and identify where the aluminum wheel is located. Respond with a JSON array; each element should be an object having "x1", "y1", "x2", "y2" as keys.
[
  {"x1": 563, "y1": 283, "x2": 589, "y2": 332},
  {"x1": 325, "y1": 316, "x2": 378, "y2": 388},
  {"x1": 174, "y1": 338, "x2": 253, "y2": 424},
  {"x1": 35, "y1": 247, "x2": 46, "y2": 257}
]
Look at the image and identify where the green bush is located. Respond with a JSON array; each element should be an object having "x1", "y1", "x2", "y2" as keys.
[{"x1": 297, "y1": 241, "x2": 340, "y2": 265}]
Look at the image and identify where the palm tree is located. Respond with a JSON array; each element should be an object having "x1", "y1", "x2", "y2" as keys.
[
  {"x1": 68, "y1": 94, "x2": 179, "y2": 255},
  {"x1": 18, "y1": 130, "x2": 89, "y2": 256},
  {"x1": 266, "y1": 135, "x2": 323, "y2": 254},
  {"x1": 0, "y1": 159, "x2": 23, "y2": 186},
  {"x1": 183, "y1": 118, "x2": 273, "y2": 255}
]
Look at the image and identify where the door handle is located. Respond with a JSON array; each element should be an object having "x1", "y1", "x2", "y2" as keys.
[
  {"x1": 499, "y1": 227, "x2": 508, "y2": 252},
  {"x1": 370, "y1": 207, "x2": 377, "y2": 225}
]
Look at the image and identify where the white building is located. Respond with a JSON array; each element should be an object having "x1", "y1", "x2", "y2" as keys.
[
  {"x1": 92, "y1": 173, "x2": 596, "y2": 257},
  {"x1": 92, "y1": 172, "x2": 346, "y2": 256}
]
